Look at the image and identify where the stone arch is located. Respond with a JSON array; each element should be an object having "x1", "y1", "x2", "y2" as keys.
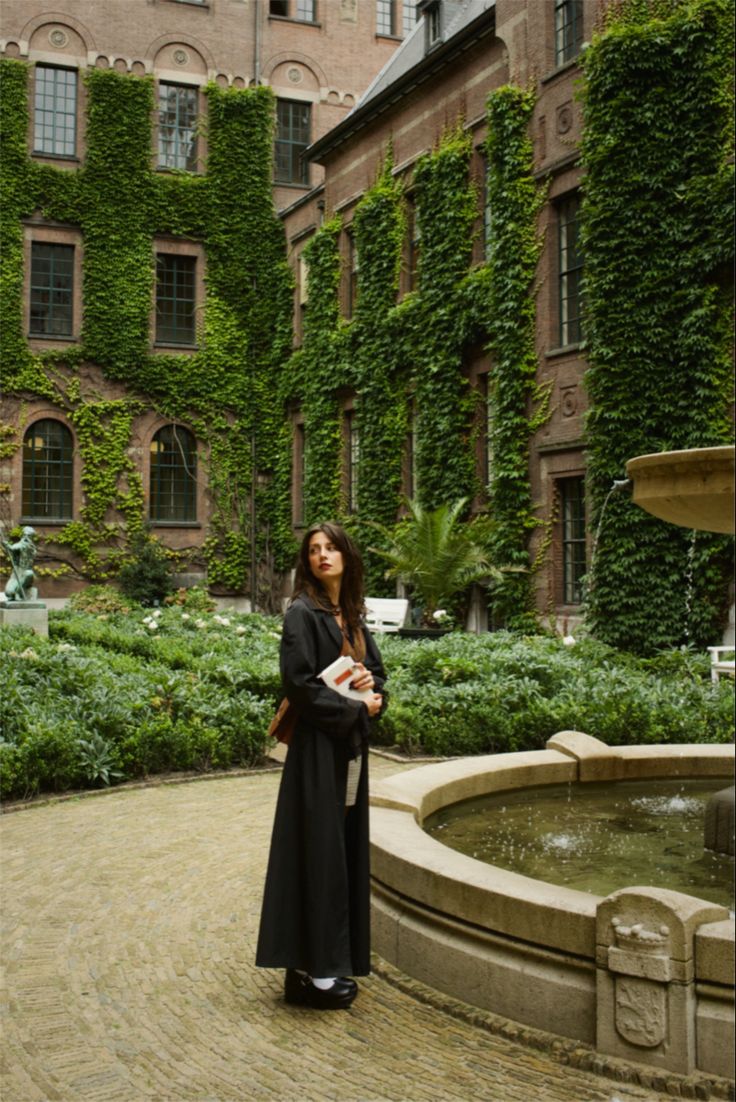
[
  {"x1": 147, "y1": 33, "x2": 215, "y2": 77},
  {"x1": 19, "y1": 11, "x2": 95, "y2": 57},
  {"x1": 27, "y1": 20, "x2": 89, "y2": 64},
  {"x1": 263, "y1": 50, "x2": 327, "y2": 89},
  {"x1": 269, "y1": 60, "x2": 320, "y2": 96}
]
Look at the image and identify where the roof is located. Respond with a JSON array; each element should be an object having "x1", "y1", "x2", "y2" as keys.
[{"x1": 306, "y1": 0, "x2": 496, "y2": 164}]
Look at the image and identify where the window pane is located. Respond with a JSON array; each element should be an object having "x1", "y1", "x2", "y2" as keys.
[
  {"x1": 33, "y1": 66, "x2": 77, "y2": 156},
  {"x1": 30, "y1": 242, "x2": 74, "y2": 336},
  {"x1": 555, "y1": 0, "x2": 584, "y2": 66},
  {"x1": 22, "y1": 419, "x2": 73, "y2": 519},
  {"x1": 150, "y1": 424, "x2": 197, "y2": 522},
  {"x1": 270, "y1": 0, "x2": 289, "y2": 13},
  {"x1": 296, "y1": 0, "x2": 315, "y2": 20},
  {"x1": 156, "y1": 254, "x2": 196, "y2": 344},
  {"x1": 376, "y1": 0, "x2": 394, "y2": 35},
  {"x1": 402, "y1": 0, "x2": 417, "y2": 36},
  {"x1": 274, "y1": 100, "x2": 311, "y2": 185},
  {"x1": 158, "y1": 83, "x2": 198, "y2": 171},
  {"x1": 560, "y1": 477, "x2": 586, "y2": 604},
  {"x1": 558, "y1": 194, "x2": 583, "y2": 347}
]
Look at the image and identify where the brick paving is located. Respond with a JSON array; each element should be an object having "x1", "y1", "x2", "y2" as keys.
[{"x1": 0, "y1": 757, "x2": 703, "y2": 1102}]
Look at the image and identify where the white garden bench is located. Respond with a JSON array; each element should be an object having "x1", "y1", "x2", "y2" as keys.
[
  {"x1": 708, "y1": 646, "x2": 735, "y2": 683},
  {"x1": 364, "y1": 597, "x2": 409, "y2": 634}
]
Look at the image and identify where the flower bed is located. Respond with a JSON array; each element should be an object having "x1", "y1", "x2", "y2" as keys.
[{"x1": 0, "y1": 610, "x2": 732, "y2": 800}]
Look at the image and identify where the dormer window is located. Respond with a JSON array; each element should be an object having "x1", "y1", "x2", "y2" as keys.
[{"x1": 418, "y1": 0, "x2": 441, "y2": 50}]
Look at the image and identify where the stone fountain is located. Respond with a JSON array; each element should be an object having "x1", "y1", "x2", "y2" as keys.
[{"x1": 369, "y1": 444, "x2": 735, "y2": 1082}]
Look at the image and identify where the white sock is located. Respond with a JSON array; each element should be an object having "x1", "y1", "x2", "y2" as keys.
[{"x1": 311, "y1": 976, "x2": 336, "y2": 990}]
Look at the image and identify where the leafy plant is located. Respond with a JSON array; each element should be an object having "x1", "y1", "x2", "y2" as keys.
[
  {"x1": 68, "y1": 584, "x2": 135, "y2": 615},
  {"x1": 117, "y1": 532, "x2": 173, "y2": 606},
  {"x1": 369, "y1": 497, "x2": 509, "y2": 626},
  {"x1": 76, "y1": 733, "x2": 124, "y2": 787},
  {"x1": 164, "y1": 586, "x2": 215, "y2": 612}
]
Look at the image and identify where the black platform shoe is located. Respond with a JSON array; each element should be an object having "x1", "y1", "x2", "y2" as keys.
[{"x1": 284, "y1": 969, "x2": 357, "y2": 1009}]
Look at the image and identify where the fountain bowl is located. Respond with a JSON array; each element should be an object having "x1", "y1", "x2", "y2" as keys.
[
  {"x1": 625, "y1": 445, "x2": 735, "y2": 534},
  {"x1": 370, "y1": 732, "x2": 734, "y2": 1080}
]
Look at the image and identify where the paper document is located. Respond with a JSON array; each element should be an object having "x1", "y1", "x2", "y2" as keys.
[{"x1": 319, "y1": 655, "x2": 369, "y2": 701}]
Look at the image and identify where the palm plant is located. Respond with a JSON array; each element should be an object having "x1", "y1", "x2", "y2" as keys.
[{"x1": 369, "y1": 498, "x2": 507, "y2": 628}]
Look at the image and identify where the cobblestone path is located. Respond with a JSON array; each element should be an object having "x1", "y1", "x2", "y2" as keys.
[{"x1": 1, "y1": 759, "x2": 680, "y2": 1102}]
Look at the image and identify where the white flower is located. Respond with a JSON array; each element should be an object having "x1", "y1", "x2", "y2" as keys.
[
  {"x1": 19, "y1": 648, "x2": 38, "y2": 660},
  {"x1": 433, "y1": 609, "x2": 448, "y2": 622},
  {"x1": 220, "y1": 617, "x2": 230, "y2": 626},
  {"x1": 562, "y1": 635, "x2": 576, "y2": 646},
  {"x1": 236, "y1": 625, "x2": 247, "y2": 635},
  {"x1": 147, "y1": 621, "x2": 159, "y2": 631},
  {"x1": 57, "y1": 643, "x2": 75, "y2": 652},
  {"x1": 269, "y1": 631, "x2": 282, "y2": 639},
  {"x1": 195, "y1": 619, "x2": 206, "y2": 629},
  {"x1": 152, "y1": 609, "x2": 162, "y2": 618},
  {"x1": 181, "y1": 613, "x2": 190, "y2": 621}
]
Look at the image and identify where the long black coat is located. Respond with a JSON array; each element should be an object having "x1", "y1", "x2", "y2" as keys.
[{"x1": 255, "y1": 593, "x2": 387, "y2": 978}]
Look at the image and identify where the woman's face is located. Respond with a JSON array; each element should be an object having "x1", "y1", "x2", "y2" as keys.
[{"x1": 308, "y1": 530, "x2": 344, "y2": 587}]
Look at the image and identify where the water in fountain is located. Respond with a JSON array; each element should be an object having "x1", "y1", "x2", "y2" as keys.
[
  {"x1": 583, "y1": 478, "x2": 631, "y2": 603},
  {"x1": 426, "y1": 778, "x2": 734, "y2": 910}
]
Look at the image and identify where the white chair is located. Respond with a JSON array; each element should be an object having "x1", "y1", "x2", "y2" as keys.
[
  {"x1": 364, "y1": 597, "x2": 409, "y2": 634},
  {"x1": 707, "y1": 646, "x2": 735, "y2": 683}
]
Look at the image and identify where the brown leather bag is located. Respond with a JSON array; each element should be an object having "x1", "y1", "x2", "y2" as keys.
[{"x1": 267, "y1": 697, "x2": 298, "y2": 745}]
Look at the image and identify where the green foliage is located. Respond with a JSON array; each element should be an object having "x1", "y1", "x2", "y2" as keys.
[
  {"x1": 368, "y1": 497, "x2": 503, "y2": 625},
  {"x1": 483, "y1": 86, "x2": 548, "y2": 627},
  {"x1": 163, "y1": 585, "x2": 216, "y2": 612},
  {"x1": 373, "y1": 631, "x2": 734, "y2": 756},
  {"x1": 580, "y1": 0, "x2": 734, "y2": 653},
  {"x1": 68, "y1": 584, "x2": 135, "y2": 615},
  {"x1": 3, "y1": 614, "x2": 730, "y2": 799},
  {"x1": 0, "y1": 62, "x2": 293, "y2": 596},
  {"x1": 77, "y1": 732, "x2": 124, "y2": 787},
  {"x1": 117, "y1": 531, "x2": 173, "y2": 606}
]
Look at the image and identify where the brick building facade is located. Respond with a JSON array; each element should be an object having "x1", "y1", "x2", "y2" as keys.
[{"x1": 282, "y1": 0, "x2": 597, "y2": 627}]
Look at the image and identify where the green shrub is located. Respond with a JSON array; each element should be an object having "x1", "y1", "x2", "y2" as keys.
[
  {"x1": 1, "y1": 613, "x2": 731, "y2": 800},
  {"x1": 68, "y1": 585, "x2": 135, "y2": 615},
  {"x1": 164, "y1": 586, "x2": 216, "y2": 612},
  {"x1": 117, "y1": 532, "x2": 173, "y2": 606}
]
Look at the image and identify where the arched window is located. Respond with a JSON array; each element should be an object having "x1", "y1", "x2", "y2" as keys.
[
  {"x1": 22, "y1": 419, "x2": 73, "y2": 519},
  {"x1": 150, "y1": 424, "x2": 197, "y2": 522}
]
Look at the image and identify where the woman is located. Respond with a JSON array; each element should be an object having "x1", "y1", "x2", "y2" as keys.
[{"x1": 255, "y1": 522, "x2": 387, "y2": 1010}]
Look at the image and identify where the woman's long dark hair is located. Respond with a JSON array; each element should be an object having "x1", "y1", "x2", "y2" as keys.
[{"x1": 292, "y1": 522, "x2": 366, "y2": 631}]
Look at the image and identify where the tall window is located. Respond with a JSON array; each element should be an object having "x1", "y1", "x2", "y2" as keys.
[
  {"x1": 558, "y1": 194, "x2": 583, "y2": 347},
  {"x1": 158, "y1": 83, "x2": 198, "y2": 171},
  {"x1": 348, "y1": 233, "x2": 359, "y2": 317},
  {"x1": 555, "y1": 0, "x2": 584, "y2": 66},
  {"x1": 294, "y1": 422, "x2": 306, "y2": 524},
  {"x1": 408, "y1": 199, "x2": 421, "y2": 291},
  {"x1": 34, "y1": 66, "x2": 77, "y2": 157},
  {"x1": 479, "y1": 374, "x2": 493, "y2": 493},
  {"x1": 403, "y1": 0, "x2": 417, "y2": 36},
  {"x1": 559, "y1": 477, "x2": 586, "y2": 604},
  {"x1": 22, "y1": 420, "x2": 73, "y2": 520},
  {"x1": 150, "y1": 425, "x2": 197, "y2": 522},
  {"x1": 30, "y1": 243, "x2": 74, "y2": 337},
  {"x1": 344, "y1": 409, "x2": 359, "y2": 514},
  {"x1": 156, "y1": 254, "x2": 196, "y2": 345},
  {"x1": 405, "y1": 401, "x2": 417, "y2": 500},
  {"x1": 482, "y1": 156, "x2": 492, "y2": 261},
  {"x1": 275, "y1": 100, "x2": 310, "y2": 186}
]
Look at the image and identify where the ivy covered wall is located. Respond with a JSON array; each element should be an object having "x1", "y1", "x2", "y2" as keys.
[
  {"x1": 581, "y1": 0, "x2": 734, "y2": 653},
  {"x1": 0, "y1": 60, "x2": 293, "y2": 600}
]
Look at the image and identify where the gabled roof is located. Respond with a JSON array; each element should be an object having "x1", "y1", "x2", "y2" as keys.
[{"x1": 307, "y1": 0, "x2": 496, "y2": 164}]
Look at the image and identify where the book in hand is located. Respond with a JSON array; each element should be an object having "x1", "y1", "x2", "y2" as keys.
[{"x1": 319, "y1": 655, "x2": 369, "y2": 702}]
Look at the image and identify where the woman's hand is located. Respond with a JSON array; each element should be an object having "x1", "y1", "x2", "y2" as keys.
[
  {"x1": 364, "y1": 692, "x2": 383, "y2": 717},
  {"x1": 350, "y1": 662, "x2": 375, "y2": 693}
]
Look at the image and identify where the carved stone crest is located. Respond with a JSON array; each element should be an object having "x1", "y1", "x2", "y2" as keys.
[{"x1": 614, "y1": 976, "x2": 667, "y2": 1047}]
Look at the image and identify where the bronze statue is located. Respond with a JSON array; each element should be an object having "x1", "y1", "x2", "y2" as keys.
[{"x1": 1, "y1": 525, "x2": 38, "y2": 602}]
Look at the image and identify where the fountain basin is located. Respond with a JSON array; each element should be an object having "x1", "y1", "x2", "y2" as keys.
[
  {"x1": 625, "y1": 445, "x2": 735, "y2": 534},
  {"x1": 370, "y1": 733, "x2": 734, "y2": 1079}
]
